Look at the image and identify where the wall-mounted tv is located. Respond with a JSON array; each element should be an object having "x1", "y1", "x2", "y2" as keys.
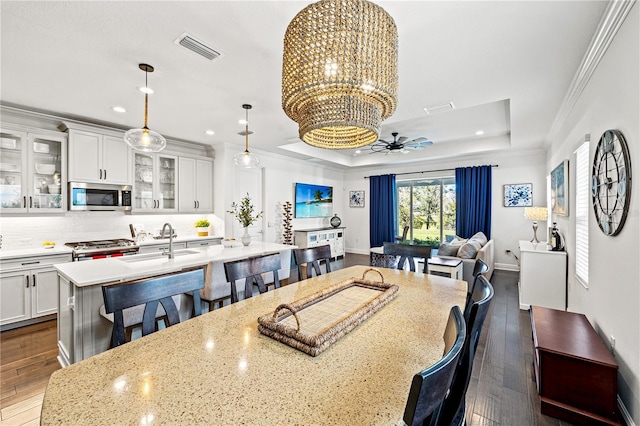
[{"x1": 294, "y1": 182, "x2": 333, "y2": 218}]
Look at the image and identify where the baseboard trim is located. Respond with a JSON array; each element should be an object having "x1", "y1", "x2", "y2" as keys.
[
  {"x1": 345, "y1": 248, "x2": 370, "y2": 255},
  {"x1": 495, "y1": 262, "x2": 519, "y2": 272},
  {"x1": 618, "y1": 395, "x2": 635, "y2": 426}
]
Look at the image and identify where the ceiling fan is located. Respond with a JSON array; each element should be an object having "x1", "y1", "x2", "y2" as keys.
[{"x1": 370, "y1": 132, "x2": 433, "y2": 154}]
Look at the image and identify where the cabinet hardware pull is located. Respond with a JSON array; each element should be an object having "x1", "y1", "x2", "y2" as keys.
[
  {"x1": 29, "y1": 196, "x2": 32, "y2": 208},
  {"x1": 32, "y1": 274, "x2": 37, "y2": 287},
  {"x1": 23, "y1": 196, "x2": 27, "y2": 208},
  {"x1": 104, "y1": 169, "x2": 107, "y2": 180},
  {"x1": 21, "y1": 261, "x2": 40, "y2": 265},
  {"x1": 26, "y1": 275, "x2": 30, "y2": 288},
  {"x1": 99, "y1": 169, "x2": 103, "y2": 180},
  {"x1": 194, "y1": 201, "x2": 197, "y2": 209},
  {"x1": 197, "y1": 201, "x2": 200, "y2": 208}
]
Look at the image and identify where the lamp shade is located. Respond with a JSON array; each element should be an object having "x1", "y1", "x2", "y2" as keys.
[
  {"x1": 524, "y1": 207, "x2": 548, "y2": 221},
  {"x1": 124, "y1": 127, "x2": 166, "y2": 153},
  {"x1": 282, "y1": 0, "x2": 398, "y2": 149}
]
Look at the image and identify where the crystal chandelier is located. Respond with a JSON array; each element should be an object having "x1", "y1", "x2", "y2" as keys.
[
  {"x1": 282, "y1": 0, "x2": 398, "y2": 150},
  {"x1": 124, "y1": 64, "x2": 167, "y2": 152},
  {"x1": 234, "y1": 104, "x2": 260, "y2": 168}
]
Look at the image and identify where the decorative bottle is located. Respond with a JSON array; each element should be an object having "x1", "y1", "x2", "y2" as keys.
[{"x1": 330, "y1": 214, "x2": 342, "y2": 228}]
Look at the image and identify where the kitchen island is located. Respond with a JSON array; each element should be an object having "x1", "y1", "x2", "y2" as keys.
[
  {"x1": 42, "y1": 265, "x2": 466, "y2": 425},
  {"x1": 55, "y1": 242, "x2": 294, "y2": 366}
]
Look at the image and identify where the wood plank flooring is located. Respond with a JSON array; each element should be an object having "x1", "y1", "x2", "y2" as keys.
[{"x1": 0, "y1": 254, "x2": 578, "y2": 425}]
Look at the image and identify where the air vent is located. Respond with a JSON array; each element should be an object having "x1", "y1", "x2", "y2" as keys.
[
  {"x1": 424, "y1": 102, "x2": 455, "y2": 115},
  {"x1": 174, "y1": 32, "x2": 223, "y2": 61}
]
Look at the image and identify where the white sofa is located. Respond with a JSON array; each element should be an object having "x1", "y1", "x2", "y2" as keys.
[{"x1": 438, "y1": 239, "x2": 494, "y2": 287}]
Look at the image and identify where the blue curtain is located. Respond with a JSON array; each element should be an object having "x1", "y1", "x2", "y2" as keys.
[
  {"x1": 455, "y1": 166, "x2": 492, "y2": 239},
  {"x1": 369, "y1": 174, "x2": 396, "y2": 247}
]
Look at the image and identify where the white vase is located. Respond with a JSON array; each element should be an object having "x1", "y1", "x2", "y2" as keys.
[{"x1": 241, "y1": 227, "x2": 251, "y2": 246}]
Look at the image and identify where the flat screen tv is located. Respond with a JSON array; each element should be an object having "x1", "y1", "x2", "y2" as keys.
[{"x1": 294, "y1": 182, "x2": 333, "y2": 218}]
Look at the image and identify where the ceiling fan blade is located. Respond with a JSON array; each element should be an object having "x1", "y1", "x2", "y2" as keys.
[
  {"x1": 396, "y1": 136, "x2": 408, "y2": 143},
  {"x1": 410, "y1": 137, "x2": 429, "y2": 144}
]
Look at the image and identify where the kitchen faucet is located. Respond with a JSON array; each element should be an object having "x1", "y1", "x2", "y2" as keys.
[{"x1": 161, "y1": 223, "x2": 174, "y2": 259}]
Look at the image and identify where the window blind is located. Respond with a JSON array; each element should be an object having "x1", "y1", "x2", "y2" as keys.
[{"x1": 575, "y1": 142, "x2": 589, "y2": 287}]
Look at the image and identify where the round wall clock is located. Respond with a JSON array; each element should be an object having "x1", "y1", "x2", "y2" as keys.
[{"x1": 591, "y1": 129, "x2": 632, "y2": 236}]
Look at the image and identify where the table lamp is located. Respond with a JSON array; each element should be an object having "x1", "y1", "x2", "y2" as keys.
[{"x1": 524, "y1": 207, "x2": 548, "y2": 243}]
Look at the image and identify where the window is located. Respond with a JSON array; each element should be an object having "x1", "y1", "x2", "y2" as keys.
[
  {"x1": 396, "y1": 177, "x2": 455, "y2": 246},
  {"x1": 575, "y1": 142, "x2": 589, "y2": 287}
]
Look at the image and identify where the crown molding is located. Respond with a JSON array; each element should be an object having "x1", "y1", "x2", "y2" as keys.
[{"x1": 546, "y1": 0, "x2": 636, "y2": 143}]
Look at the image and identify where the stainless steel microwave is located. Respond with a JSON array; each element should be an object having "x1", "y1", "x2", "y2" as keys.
[{"x1": 68, "y1": 182, "x2": 132, "y2": 211}]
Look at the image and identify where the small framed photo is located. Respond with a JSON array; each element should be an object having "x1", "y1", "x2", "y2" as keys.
[
  {"x1": 503, "y1": 183, "x2": 533, "y2": 207},
  {"x1": 349, "y1": 190, "x2": 365, "y2": 208}
]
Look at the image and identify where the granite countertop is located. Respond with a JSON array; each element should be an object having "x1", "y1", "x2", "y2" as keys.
[
  {"x1": 41, "y1": 265, "x2": 466, "y2": 425},
  {"x1": 54, "y1": 242, "x2": 296, "y2": 287}
]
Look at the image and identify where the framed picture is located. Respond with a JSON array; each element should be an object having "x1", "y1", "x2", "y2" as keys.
[
  {"x1": 551, "y1": 160, "x2": 569, "y2": 216},
  {"x1": 349, "y1": 190, "x2": 365, "y2": 208},
  {"x1": 503, "y1": 183, "x2": 533, "y2": 207}
]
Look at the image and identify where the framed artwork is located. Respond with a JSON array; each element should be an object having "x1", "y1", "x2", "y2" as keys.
[
  {"x1": 349, "y1": 190, "x2": 365, "y2": 208},
  {"x1": 551, "y1": 160, "x2": 569, "y2": 216},
  {"x1": 503, "y1": 183, "x2": 533, "y2": 207}
]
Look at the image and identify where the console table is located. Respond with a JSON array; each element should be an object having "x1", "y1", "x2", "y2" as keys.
[
  {"x1": 427, "y1": 257, "x2": 463, "y2": 280},
  {"x1": 530, "y1": 306, "x2": 619, "y2": 425},
  {"x1": 294, "y1": 227, "x2": 345, "y2": 260}
]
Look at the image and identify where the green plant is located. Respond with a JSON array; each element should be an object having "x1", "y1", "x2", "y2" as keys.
[
  {"x1": 195, "y1": 219, "x2": 210, "y2": 228},
  {"x1": 227, "y1": 193, "x2": 263, "y2": 228}
]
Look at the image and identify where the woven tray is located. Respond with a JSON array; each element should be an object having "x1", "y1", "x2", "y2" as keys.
[{"x1": 258, "y1": 268, "x2": 399, "y2": 356}]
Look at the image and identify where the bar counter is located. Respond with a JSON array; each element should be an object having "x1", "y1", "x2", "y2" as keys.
[{"x1": 41, "y1": 265, "x2": 466, "y2": 425}]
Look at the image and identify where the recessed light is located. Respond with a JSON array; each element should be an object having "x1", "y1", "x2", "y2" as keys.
[
  {"x1": 355, "y1": 150, "x2": 361, "y2": 154},
  {"x1": 139, "y1": 86, "x2": 154, "y2": 94},
  {"x1": 205, "y1": 130, "x2": 215, "y2": 136},
  {"x1": 475, "y1": 130, "x2": 484, "y2": 136},
  {"x1": 112, "y1": 106, "x2": 126, "y2": 113},
  {"x1": 238, "y1": 119, "x2": 248, "y2": 125}
]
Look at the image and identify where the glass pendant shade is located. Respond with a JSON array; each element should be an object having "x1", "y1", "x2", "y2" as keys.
[
  {"x1": 124, "y1": 64, "x2": 166, "y2": 153},
  {"x1": 235, "y1": 104, "x2": 259, "y2": 168},
  {"x1": 124, "y1": 127, "x2": 166, "y2": 152},
  {"x1": 282, "y1": 0, "x2": 398, "y2": 150}
]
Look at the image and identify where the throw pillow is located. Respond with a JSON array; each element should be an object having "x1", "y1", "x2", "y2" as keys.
[
  {"x1": 451, "y1": 235, "x2": 468, "y2": 244},
  {"x1": 437, "y1": 242, "x2": 461, "y2": 257},
  {"x1": 457, "y1": 240, "x2": 482, "y2": 259},
  {"x1": 469, "y1": 232, "x2": 488, "y2": 247}
]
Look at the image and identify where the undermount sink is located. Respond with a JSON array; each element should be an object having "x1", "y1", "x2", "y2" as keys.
[{"x1": 119, "y1": 249, "x2": 201, "y2": 263}]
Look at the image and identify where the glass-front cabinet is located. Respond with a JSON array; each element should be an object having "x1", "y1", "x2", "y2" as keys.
[
  {"x1": 133, "y1": 152, "x2": 177, "y2": 212},
  {"x1": 0, "y1": 128, "x2": 67, "y2": 213}
]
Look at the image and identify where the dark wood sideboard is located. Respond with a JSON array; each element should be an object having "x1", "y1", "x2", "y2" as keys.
[{"x1": 530, "y1": 306, "x2": 620, "y2": 425}]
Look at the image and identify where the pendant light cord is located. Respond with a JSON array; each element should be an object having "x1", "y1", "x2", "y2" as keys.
[
  {"x1": 245, "y1": 107, "x2": 250, "y2": 153},
  {"x1": 143, "y1": 69, "x2": 149, "y2": 129}
]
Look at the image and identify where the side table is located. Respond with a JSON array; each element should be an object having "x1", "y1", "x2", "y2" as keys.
[{"x1": 427, "y1": 257, "x2": 463, "y2": 280}]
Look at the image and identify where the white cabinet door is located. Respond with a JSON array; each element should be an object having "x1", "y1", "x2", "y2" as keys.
[
  {"x1": 102, "y1": 135, "x2": 131, "y2": 184},
  {"x1": 32, "y1": 267, "x2": 59, "y2": 317},
  {"x1": 68, "y1": 130, "x2": 101, "y2": 182},
  {"x1": 178, "y1": 157, "x2": 197, "y2": 212},
  {"x1": 0, "y1": 271, "x2": 30, "y2": 325},
  {"x1": 195, "y1": 159, "x2": 213, "y2": 212}
]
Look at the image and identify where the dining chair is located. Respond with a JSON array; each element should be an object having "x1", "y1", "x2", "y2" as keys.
[
  {"x1": 224, "y1": 253, "x2": 282, "y2": 303},
  {"x1": 463, "y1": 258, "x2": 489, "y2": 319},
  {"x1": 402, "y1": 306, "x2": 466, "y2": 426},
  {"x1": 383, "y1": 242, "x2": 432, "y2": 273},
  {"x1": 102, "y1": 268, "x2": 204, "y2": 348},
  {"x1": 395, "y1": 225, "x2": 410, "y2": 243},
  {"x1": 293, "y1": 244, "x2": 332, "y2": 280},
  {"x1": 439, "y1": 275, "x2": 494, "y2": 426}
]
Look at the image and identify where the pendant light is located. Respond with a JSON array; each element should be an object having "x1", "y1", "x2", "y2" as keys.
[
  {"x1": 124, "y1": 64, "x2": 167, "y2": 152},
  {"x1": 234, "y1": 104, "x2": 260, "y2": 168},
  {"x1": 282, "y1": 0, "x2": 398, "y2": 150}
]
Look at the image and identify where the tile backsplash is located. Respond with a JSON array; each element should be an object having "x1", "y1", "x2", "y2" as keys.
[{"x1": 0, "y1": 212, "x2": 224, "y2": 250}]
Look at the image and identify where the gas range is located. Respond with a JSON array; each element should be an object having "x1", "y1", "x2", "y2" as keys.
[{"x1": 65, "y1": 239, "x2": 139, "y2": 261}]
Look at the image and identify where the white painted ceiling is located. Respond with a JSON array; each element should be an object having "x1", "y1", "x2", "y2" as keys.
[{"x1": 0, "y1": 1, "x2": 608, "y2": 169}]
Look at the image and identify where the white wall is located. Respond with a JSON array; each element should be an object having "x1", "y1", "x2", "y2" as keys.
[
  {"x1": 547, "y1": 4, "x2": 639, "y2": 422},
  {"x1": 343, "y1": 150, "x2": 547, "y2": 267}
]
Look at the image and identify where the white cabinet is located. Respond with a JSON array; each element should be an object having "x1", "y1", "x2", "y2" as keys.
[
  {"x1": 64, "y1": 126, "x2": 132, "y2": 185},
  {"x1": 294, "y1": 228, "x2": 345, "y2": 259},
  {"x1": 138, "y1": 241, "x2": 187, "y2": 254},
  {"x1": 178, "y1": 157, "x2": 213, "y2": 213},
  {"x1": 518, "y1": 240, "x2": 567, "y2": 311},
  {"x1": 133, "y1": 152, "x2": 177, "y2": 212},
  {"x1": 0, "y1": 127, "x2": 67, "y2": 213},
  {"x1": 186, "y1": 238, "x2": 221, "y2": 248},
  {"x1": 0, "y1": 253, "x2": 72, "y2": 328}
]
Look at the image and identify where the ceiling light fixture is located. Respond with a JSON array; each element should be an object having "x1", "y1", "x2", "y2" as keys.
[
  {"x1": 112, "y1": 106, "x2": 126, "y2": 113},
  {"x1": 234, "y1": 104, "x2": 259, "y2": 168},
  {"x1": 124, "y1": 64, "x2": 166, "y2": 153},
  {"x1": 475, "y1": 130, "x2": 485, "y2": 136},
  {"x1": 282, "y1": 0, "x2": 398, "y2": 150},
  {"x1": 205, "y1": 130, "x2": 215, "y2": 136}
]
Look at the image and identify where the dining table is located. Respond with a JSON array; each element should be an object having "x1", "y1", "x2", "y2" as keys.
[{"x1": 40, "y1": 265, "x2": 466, "y2": 425}]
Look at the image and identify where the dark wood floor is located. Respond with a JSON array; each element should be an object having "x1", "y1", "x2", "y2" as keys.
[{"x1": 0, "y1": 253, "x2": 575, "y2": 425}]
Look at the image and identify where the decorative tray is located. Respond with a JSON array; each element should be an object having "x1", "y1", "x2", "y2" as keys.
[{"x1": 258, "y1": 268, "x2": 398, "y2": 356}]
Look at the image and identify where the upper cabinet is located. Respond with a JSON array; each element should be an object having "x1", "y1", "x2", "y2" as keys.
[
  {"x1": 133, "y1": 152, "x2": 177, "y2": 212},
  {"x1": 61, "y1": 123, "x2": 132, "y2": 185},
  {"x1": 0, "y1": 127, "x2": 67, "y2": 213},
  {"x1": 178, "y1": 157, "x2": 213, "y2": 213}
]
